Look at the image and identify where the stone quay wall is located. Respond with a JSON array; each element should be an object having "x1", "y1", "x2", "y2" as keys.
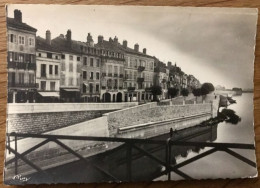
[
  {"x1": 105, "y1": 102, "x2": 214, "y2": 136},
  {"x1": 7, "y1": 102, "x2": 138, "y2": 134}
]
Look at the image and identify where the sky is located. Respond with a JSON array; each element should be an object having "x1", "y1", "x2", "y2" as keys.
[{"x1": 7, "y1": 5, "x2": 258, "y2": 89}]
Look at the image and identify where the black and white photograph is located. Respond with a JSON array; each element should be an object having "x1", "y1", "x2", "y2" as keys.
[{"x1": 3, "y1": 4, "x2": 258, "y2": 185}]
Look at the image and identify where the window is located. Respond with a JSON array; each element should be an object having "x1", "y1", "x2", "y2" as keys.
[
  {"x1": 108, "y1": 65, "x2": 112, "y2": 74},
  {"x1": 29, "y1": 74, "x2": 34, "y2": 84},
  {"x1": 96, "y1": 84, "x2": 99, "y2": 92},
  {"x1": 96, "y1": 59, "x2": 100, "y2": 67},
  {"x1": 90, "y1": 58, "x2": 94, "y2": 66},
  {"x1": 18, "y1": 72, "x2": 24, "y2": 84},
  {"x1": 77, "y1": 56, "x2": 81, "y2": 61},
  {"x1": 49, "y1": 65, "x2": 53, "y2": 75},
  {"x1": 41, "y1": 64, "x2": 46, "y2": 77},
  {"x1": 55, "y1": 65, "x2": 58, "y2": 75},
  {"x1": 50, "y1": 82, "x2": 55, "y2": 91},
  {"x1": 19, "y1": 54, "x2": 24, "y2": 62},
  {"x1": 69, "y1": 78, "x2": 73, "y2": 86},
  {"x1": 89, "y1": 83, "x2": 93, "y2": 93},
  {"x1": 96, "y1": 72, "x2": 100, "y2": 80},
  {"x1": 55, "y1": 56, "x2": 58, "y2": 60},
  {"x1": 69, "y1": 55, "x2": 73, "y2": 61},
  {"x1": 61, "y1": 54, "x2": 65, "y2": 59},
  {"x1": 41, "y1": 81, "x2": 46, "y2": 91},
  {"x1": 114, "y1": 66, "x2": 118, "y2": 75},
  {"x1": 29, "y1": 38, "x2": 34, "y2": 46},
  {"x1": 9, "y1": 52, "x2": 13, "y2": 62},
  {"x1": 83, "y1": 84, "x2": 87, "y2": 93},
  {"x1": 83, "y1": 71, "x2": 87, "y2": 80},
  {"x1": 83, "y1": 57, "x2": 87, "y2": 66},
  {"x1": 61, "y1": 62, "x2": 65, "y2": 71},
  {"x1": 90, "y1": 72, "x2": 94, "y2": 80},
  {"x1": 47, "y1": 53, "x2": 52, "y2": 59},
  {"x1": 69, "y1": 63, "x2": 73, "y2": 72},
  {"x1": 14, "y1": 52, "x2": 18, "y2": 61},
  {"x1": 10, "y1": 34, "x2": 17, "y2": 43},
  {"x1": 38, "y1": 53, "x2": 41, "y2": 57},
  {"x1": 18, "y1": 36, "x2": 25, "y2": 45}
]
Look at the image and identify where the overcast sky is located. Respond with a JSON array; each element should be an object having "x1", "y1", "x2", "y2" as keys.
[{"x1": 7, "y1": 5, "x2": 258, "y2": 89}]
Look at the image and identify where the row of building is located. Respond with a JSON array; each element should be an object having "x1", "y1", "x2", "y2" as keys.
[{"x1": 7, "y1": 9, "x2": 201, "y2": 103}]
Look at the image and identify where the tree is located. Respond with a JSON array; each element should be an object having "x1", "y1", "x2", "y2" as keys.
[
  {"x1": 201, "y1": 83, "x2": 215, "y2": 96},
  {"x1": 150, "y1": 85, "x2": 162, "y2": 102},
  {"x1": 181, "y1": 88, "x2": 189, "y2": 99},
  {"x1": 192, "y1": 88, "x2": 201, "y2": 102},
  {"x1": 168, "y1": 87, "x2": 179, "y2": 99}
]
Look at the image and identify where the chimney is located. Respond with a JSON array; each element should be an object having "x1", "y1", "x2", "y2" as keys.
[
  {"x1": 98, "y1": 35, "x2": 103, "y2": 43},
  {"x1": 87, "y1": 33, "x2": 93, "y2": 43},
  {"x1": 134, "y1": 44, "x2": 139, "y2": 52},
  {"x1": 46, "y1": 30, "x2": 51, "y2": 45},
  {"x1": 14, "y1": 9, "x2": 22, "y2": 23},
  {"x1": 123, "y1": 40, "x2": 127, "y2": 48},
  {"x1": 66, "y1": 29, "x2": 72, "y2": 42},
  {"x1": 167, "y1": 61, "x2": 172, "y2": 67},
  {"x1": 109, "y1": 37, "x2": 113, "y2": 42},
  {"x1": 143, "y1": 48, "x2": 146, "y2": 54},
  {"x1": 114, "y1": 36, "x2": 118, "y2": 44}
]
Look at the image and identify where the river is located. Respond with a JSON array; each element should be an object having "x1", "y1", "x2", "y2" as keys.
[{"x1": 157, "y1": 93, "x2": 257, "y2": 180}]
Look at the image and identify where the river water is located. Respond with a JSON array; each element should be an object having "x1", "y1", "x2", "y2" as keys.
[{"x1": 157, "y1": 93, "x2": 257, "y2": 180}]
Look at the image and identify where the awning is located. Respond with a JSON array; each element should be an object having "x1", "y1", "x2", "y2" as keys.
[
  {"x1": 63, "y1": 88, "x2": 80, "y2": 92},
  {"x1": 38, "y1": 92, "x2": 60, "y2": 97}
]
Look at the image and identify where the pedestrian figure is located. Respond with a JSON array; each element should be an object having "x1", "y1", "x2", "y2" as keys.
[{"x1": 170, "y1": 128, "x2": 173, "y2": 137}]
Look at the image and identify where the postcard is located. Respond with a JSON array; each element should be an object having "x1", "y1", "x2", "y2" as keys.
[{"x1": 4, "y1": 5, "x2": 258, "y2": 185}]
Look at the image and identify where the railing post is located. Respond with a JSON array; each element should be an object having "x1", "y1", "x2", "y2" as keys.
[
  {"x1": 165, "y1": 138, "x2": 171, "y2": 180},
  {"x1": 126, "y1": 143, "x2": 132, "y2": 181},
  {"x1": 7, "y1": 134, "x2": 10, "y2": 154},
  {"x1": 14, "y1": 134, "x2": 18, "y2": 175},
  {"x1": 168, "y1": 142, "x2": 172, "y2": 181}
]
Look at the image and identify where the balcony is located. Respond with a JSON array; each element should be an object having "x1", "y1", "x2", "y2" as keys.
[
  {"x1": 8, "y1": 61, "x2": 17, "y2": 69},
  {"x1": 138, "y1": 66, "x2": 145, "y2": 72},
  {"x1": 127, "y1": 87, "x2": 136, "y2": 91},
  {"x1": 114, "y1": 74, "x2": 118, "y2": 77},
  {"x1": 8, "y1": 82, "x2": 39, "y2": 89},
  {"x1": 137, "y1": 77, "x2": 144, "y2": 83}
]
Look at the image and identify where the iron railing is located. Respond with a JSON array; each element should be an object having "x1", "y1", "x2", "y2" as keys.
[{"x1": 5, "y1": 132, "x2": 256, "y2": 182}]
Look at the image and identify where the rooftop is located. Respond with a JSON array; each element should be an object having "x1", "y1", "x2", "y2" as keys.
[
  {"x1": 36, "y1": 36, "x2": 60, "y2": 53},
  {"x1": 7, "y1": 17, "x2": 37, "y2": 32}
]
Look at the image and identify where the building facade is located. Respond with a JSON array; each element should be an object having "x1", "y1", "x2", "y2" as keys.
[
  {"x1": 119, "y1": 40, "x2": 154, "y2": 102},
  {"x1": 52, "y1": 30, "x2": 81, "y2": 102},
  {"x1": 7, "y1": 9, "x2": 37, "y2": 103},
  {"x1": 35, "y1": 30, "x2": 61, "y2": 102},
  {"x1": 95, "y1": 36, "x2": 125, "y2": 102}
]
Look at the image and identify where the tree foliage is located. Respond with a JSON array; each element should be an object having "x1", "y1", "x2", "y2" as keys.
[
  {"x1": 150, "y1": 85, "x2": 162, "y2": 101},
  {"x1": 201, "y1": 83, "x2": 215, "y2": 95},
  {"x1": 192, "y1": 88, "x2": 201, "y2": 97},
  {"x1": 168, "y1": 87, "x2": 179, "y2": 98},
  {"x1": 181, "y1": 88, "x2": 189, "y2": 97}
]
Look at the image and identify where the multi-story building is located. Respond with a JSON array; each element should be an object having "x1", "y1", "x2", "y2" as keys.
[
  {"x1": 154, "y1": 58, "x2": 169, "y2": 99},
  {"x1": 70, "y1": 33, "x2": 102, "y2": 102},
  {"x1": 52, "y1": 30, "x2": 81, "y2": 102},
  {"x1": 187, "y1": 74, "x2": 201, "y2": 91},
  {"x1": 119, "y1": 39, "x2": 154, "y2": 102},
  {"x1": 7, "y1": 9, "x2": 38, "y2": 103},
  {"x1": 95, "y1": 36, "x2": 125, "y2": 102},
  {"x1": 35, "y1": 30, "x2": 61, "y2": 102}
]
